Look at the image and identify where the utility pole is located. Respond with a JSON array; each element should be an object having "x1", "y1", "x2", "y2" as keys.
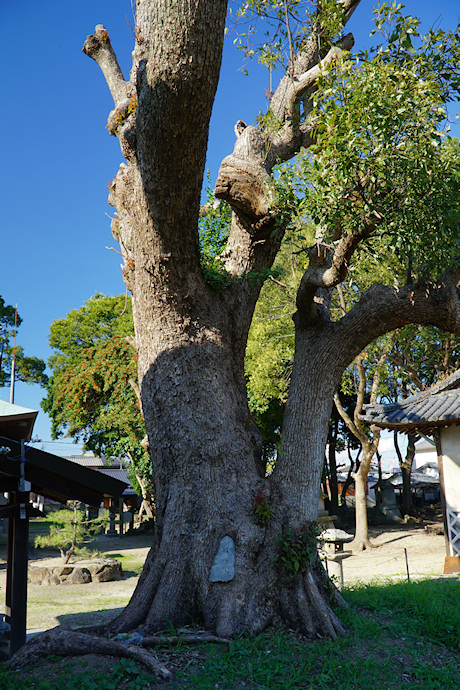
[{"x1": 9, "y1": 307, "x2": 17, "y2": 405}]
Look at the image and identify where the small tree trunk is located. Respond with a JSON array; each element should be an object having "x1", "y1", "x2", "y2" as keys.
[
  {"x1": 327, "y1": 418, "x2": 340, "y2": 516},
  {"x1": 351, "y1": 450, "x2": 376, "y2": 551},
  {"x1": 401, "y1": 433, "x2": 416, "y2": 516}
]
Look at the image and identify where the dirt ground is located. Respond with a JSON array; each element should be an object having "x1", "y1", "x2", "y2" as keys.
[
  {"x1": 337, "y1": 522, "x2": 448, "y2": 586},
  {"x1": 0, "y1": 518, "x2": 451, "y2": 633}
]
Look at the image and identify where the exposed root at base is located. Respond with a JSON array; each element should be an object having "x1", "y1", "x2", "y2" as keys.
[{"x1": 8, "y1": 628, "x2": 172, "y2": 680}]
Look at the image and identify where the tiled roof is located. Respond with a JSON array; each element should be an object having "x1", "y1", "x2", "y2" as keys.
[
  {"x1": 64, "y1": 458, "x2": 134, "y2": 493},
  {"x1": 98, "y1": 468, "x2": 129, "y2": 483},
  {"x1": 64, "y1": 456, "x2": 126, "y2": 469},
  {"x1": 65, "y1": 455, "x2": 106, "y2": 467},
  {"x1": 359, "y1": 369, "x2": 460, "y2": 431}
]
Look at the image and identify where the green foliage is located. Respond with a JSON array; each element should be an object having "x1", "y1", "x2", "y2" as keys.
[
  {"x1": 0, "y1": 296, "x2": 47, "y2": 388},
  {"x1": 42, "y1": 294, "x2": 152, "y2": 495},
  {"x1": 232, "y1": 1, "x2": 344, "y2": 73},
  {"x1": 198, "y1": 187, "x2": 232, "y2": 291},
  {"x1": 34, "y1": 503, "x2": 108, "y2": 563},
  {"x1": 274, "y1": 7, "x2": 460, "y2": 282},
  {"x1": 46, "y1": 293, "x2": 134, "y2": 370},
  {"x1": 391, "y1": 324, "x2": 460, "y2": 394},
  {"x1": 275, "y1": 521, "x2": 320, "y2": 575},
  {"x1": 251, "y1": 485, "x2": 274, "y2": 525}
]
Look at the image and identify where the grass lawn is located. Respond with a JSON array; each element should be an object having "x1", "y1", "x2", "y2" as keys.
[{"x1": 1, "y1": 576, "x2": 458, "y2": 689}]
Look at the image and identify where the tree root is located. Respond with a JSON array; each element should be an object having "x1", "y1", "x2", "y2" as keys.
[
  {"x1": 8, "y1": 628, "x2": 172, "y2": 680},
  {"x1": 277, "y1": 569, "x2": 346, "y2": 639}
]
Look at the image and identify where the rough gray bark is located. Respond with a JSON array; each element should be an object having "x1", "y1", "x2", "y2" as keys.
[{"x1": 18, "y1": 1, "x2": 460, "y2": 667}]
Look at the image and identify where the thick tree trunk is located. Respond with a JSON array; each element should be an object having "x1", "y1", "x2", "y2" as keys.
[{"x1": 106, "y1": 309, "x2": 344, "y2": 638}]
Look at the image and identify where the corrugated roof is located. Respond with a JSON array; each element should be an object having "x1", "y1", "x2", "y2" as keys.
[{"x1": 359, "y1": 369, "x2": 460, "y2": 430}]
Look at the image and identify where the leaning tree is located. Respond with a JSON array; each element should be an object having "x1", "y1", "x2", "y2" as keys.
[{"x1": 14, "y1": 0, "x2": 460, "y2": 671}]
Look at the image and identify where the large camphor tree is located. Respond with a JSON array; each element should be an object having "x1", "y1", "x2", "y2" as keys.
[{"x1": 15, "y1": 0, "x2": 460, "y2": 670}]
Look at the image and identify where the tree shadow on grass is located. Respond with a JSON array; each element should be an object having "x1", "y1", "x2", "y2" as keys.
[{"x1": 56, "y1": 607, "x2": 126, "y2": 631}]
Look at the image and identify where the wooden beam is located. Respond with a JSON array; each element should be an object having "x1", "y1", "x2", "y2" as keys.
[{"x1": 0, "y1": 437, "x2": 127, "y2": 507}]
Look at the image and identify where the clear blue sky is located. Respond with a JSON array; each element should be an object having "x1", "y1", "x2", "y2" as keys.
[{"x1": 1, "y1": 1, "x2": 459, "y2": 454}]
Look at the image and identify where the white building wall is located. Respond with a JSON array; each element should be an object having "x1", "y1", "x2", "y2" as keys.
[
  {"x1": 413, "y1": 437, "x2": 437, "y2": 469},
  {"x1": 439, "y1": 425, "x2": 460, "y2": 557}
]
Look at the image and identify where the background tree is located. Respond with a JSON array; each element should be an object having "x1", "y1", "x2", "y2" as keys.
[
  {"x1": 35, "y1": 502, "x2": 108, "y2": 564},
  {"x1": 0, "y1": 296, "x2": 47, "y2": 391},
  {"x1": 42, "y1": 294, "x2": 154, "y2": 513},
  {"x1": 17, "y1": 1, "x2": 460, "y2": 668},
  {"x1": 334, "y1": 335, "x2": 394, "y2": 550}
]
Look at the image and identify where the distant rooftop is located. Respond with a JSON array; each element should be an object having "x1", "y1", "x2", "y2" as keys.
[
  {"x1": 64, "y1": 456, "x2": 133, "y2": 494},
  {"x1": 359, "y1": 369, "x2": 460, "y2": 433},
  {"x1": 64, "y1": 455, "x2": 125, "y2": 469}
]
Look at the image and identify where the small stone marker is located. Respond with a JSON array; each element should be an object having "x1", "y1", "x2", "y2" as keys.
[{"x1": 209, "y1": 536, "x2": 235, "y2": 582}]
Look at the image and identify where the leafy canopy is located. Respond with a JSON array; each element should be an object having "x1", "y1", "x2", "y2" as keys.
[
  {"x1": 34, "y1": 502, "x2": 108, "y2": 564},
  {"x1": 42, "y1": 294, "x2": 145, "y2": 465},
  {"x1": 274, "y1": 3, "x2": 460, "y2": 281}
]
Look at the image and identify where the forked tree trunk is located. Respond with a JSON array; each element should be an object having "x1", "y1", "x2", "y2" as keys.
[{"x1": 107, "y1": 310, "x2": 345, "y2": 638}]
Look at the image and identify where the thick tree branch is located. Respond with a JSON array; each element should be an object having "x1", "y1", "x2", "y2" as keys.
[
  {"x1": 296, "y1": 220, "x2": 376, "y2": 320},
  {"x1": 214, "y1": 2, "x2": 361, "y2": 281},
  {"x1": 82, "y1": 25, "x2": 130, "y2": 105},
  {"x1": 333, "y1": 264, "x2": 460, "y2": 371},
  {"x1": 267, "y1": 34, "x2": 354, "y2": 164}
]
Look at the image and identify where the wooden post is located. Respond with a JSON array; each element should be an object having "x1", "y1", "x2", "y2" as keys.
[
  {"x1": 4, "y1": 494, "x2": 15, "y2": 626},
  {"x1": 434, "y1": 430, "x2": 450, "y2": 556},
  {"x1": 9, "y1": 492, "x2": 30, "y2": 657},
  {"x1": 107, "y1": 498, "x2": 117, "y2": 536},
  {"x1": 118, "y1": 497, "x2": 124, "y2": 537}
]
